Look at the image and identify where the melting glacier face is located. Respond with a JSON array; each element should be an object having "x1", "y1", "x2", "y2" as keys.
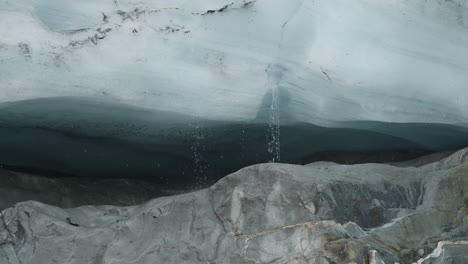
[
  {"x1": 1, "y1": 0, "x2": 468, "y2": 124},
  {"x1": 1, "y1": 0, "x2": 468, "y2": 187},
  {"x1": 1, "y1": 97, "x2": 468, "y2": 188}
]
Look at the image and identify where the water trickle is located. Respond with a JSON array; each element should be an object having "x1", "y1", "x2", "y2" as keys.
[
  {"x1": 189, "y1": 119, "x2": 208, "y2": 187},
  {"x1": 264, "y1": 0, "x2": 304, "y2": 162},
  {"x1": 266, "y1": 65, "x2": 281, "y2": 162}
]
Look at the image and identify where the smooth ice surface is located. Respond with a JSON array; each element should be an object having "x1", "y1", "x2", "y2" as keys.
[{"x1": 1, "y1": 0, "x2": 468, "y2": 125}]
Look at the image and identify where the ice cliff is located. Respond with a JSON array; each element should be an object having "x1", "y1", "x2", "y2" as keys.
[
  {"x1": 1, "y1": 0, "x2": 468, "y2": 125},
  {"x1": 2, "y1": 0, "x2": 468, "y2": 184}
]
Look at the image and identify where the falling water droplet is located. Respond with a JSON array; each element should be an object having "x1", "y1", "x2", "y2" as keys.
[
  {"x1": 266, "y1": 65, "x2": 281, "y2": 162},
  {"x1": 189, "y1": 118, "x2": 208, "y2": 187}
]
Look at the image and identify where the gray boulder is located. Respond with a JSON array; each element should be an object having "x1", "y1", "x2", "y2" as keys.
[{"x1": 1, "y1": 148, "x2": 467, "y2": 263}]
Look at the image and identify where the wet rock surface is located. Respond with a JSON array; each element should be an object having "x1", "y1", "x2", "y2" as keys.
[{"x1": 0, "y1": 148, "x2": 467, "y2": 264}]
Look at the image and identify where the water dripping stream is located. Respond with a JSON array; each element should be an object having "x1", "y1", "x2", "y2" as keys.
[
  {"x1": 266, "y1": 0, "x2": 304, "y2": 162},
  {"x1": 266, "y1": 66, "x2": 281, "y2": 162},
  {"x1": 189, "y1": 118, "x2": 208, "y2": 187}
]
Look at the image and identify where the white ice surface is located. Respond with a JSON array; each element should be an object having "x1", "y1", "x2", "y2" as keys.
[{"x1": 1, "y1": 0, "x2": 467, "y2": 125}]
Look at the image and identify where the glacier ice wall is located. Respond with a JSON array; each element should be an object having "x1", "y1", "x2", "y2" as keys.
[{"x1": 1, "y1": 0, "x2": 468, "y2": 125}]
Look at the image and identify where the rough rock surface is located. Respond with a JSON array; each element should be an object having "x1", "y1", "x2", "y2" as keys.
[{"x1": 1, "y1": 149, "x2": 467, "y2": 264}]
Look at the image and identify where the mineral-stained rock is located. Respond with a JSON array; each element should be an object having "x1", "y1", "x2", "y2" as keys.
[
  {"x1": 0, "y1": 148, "x2": 467, "y2": 264},
  {"x1": 416, "y1": 241, "x2": 468, "y2": 264}
]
